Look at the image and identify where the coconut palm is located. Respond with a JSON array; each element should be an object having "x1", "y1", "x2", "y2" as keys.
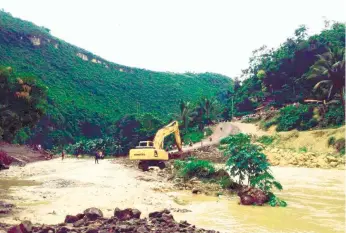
[
  {"x1": 307, "y1": 47, "x2": 345, "y2": 107},
  {"x1": 177, "y1": 100, "x2": 193, "y2": 131},
  {"x1": 199, "y1": 97, "x2": 219, "y2": 125}
]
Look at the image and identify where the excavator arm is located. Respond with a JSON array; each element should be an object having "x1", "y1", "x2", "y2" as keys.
[{"x1": 153, "y1": 121, "x2": 182, "y2": 151}]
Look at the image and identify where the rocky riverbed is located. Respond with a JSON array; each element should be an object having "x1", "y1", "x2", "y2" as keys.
[{"x1": 1, "y1": 207, "x2": 218, "y2": 233}]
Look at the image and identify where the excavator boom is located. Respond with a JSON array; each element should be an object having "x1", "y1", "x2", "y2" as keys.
[{"x1": 153, "y1": 121, "x2": 182, "y2": 151}]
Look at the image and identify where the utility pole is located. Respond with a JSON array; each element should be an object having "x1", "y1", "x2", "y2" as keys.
[{"x1": 231, "y1": 96, "x2": 234, "y2": 120}]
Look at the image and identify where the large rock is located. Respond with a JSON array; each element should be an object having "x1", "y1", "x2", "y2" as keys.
[
  {"x1": 64, "y1": 215, "x2": 79, "y2": 223},
  {"x1": 7, "y1": 221, "x2": 32, "y2": 233},
  {"x1": 83, "y1": 208, "x2": 103, "y2": 221},
  {"x1": 238, "y1": 186, "x2": 268, "y2": 206},
  {"x1": 148, "y1": 209, "x2": 171, "y2": 218},
  {"x1": 240, "y1": 195, "x2": 254, "y2": 205},
  {"x1": 113, "y1": 208, "x2": 141, "y2": 221}
]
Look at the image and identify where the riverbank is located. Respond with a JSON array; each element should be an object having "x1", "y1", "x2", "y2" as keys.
[
  {"x1": 231, "y1": 122, "x2": 345, "y2": 169},
  {"x1": 1, "y1": 158, "x2": 344, "y2": 233}
]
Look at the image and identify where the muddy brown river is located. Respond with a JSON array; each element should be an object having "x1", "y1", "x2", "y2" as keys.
[{"x1": 0, "y1": 159, "x2": 344, "y2": 233}]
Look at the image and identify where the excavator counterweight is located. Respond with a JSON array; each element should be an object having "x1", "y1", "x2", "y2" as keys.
[{"x1": 129, "y1": 121, "x2": 183, "y2": 171}]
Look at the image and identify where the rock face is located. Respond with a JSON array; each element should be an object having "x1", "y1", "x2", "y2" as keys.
[
  {"x1": 3, "y1": 208, "x2": 219, "y2": 233},
  {"x1": 76, "y1": 52, "x2": 88, "y2": 61},
  {"x1": 29, "y1": 36, "x2": 41, "y2": 46}
]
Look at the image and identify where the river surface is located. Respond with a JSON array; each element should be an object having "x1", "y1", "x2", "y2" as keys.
[{"x1": 0, "y1": 159, "x2": 344, "y2": 233}]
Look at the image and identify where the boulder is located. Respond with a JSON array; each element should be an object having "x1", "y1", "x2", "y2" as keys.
[
  {"x1": 148, "y1": 209, "x2": 170, "y2": 218},
  {"x1": 192, "y1": 188, "x2": 201, "y2": 194},
  {"x1": 240, "y1": 195, "x2": 254, "y2": 205},
  {"x1": 64, "y1": 215, "x2": 79, "y2": 223},
  {"x1": 113, "y1": 208, "x2": 141, "y2": 221},
  {"x1": 7, "y1": 221, "x2": 32, "y2": 233},
  {"x1": 72, "y1": 219, "x2": 85, "y2": 228},
  {"x1": 83, "y1": 208, "x2": 103, "y2": 221}
]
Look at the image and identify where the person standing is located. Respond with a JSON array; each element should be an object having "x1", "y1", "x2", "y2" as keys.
[
  {"x1": 61, "y1": 150, "x2": 65, "y2": 160},
  {"x1": 95, "y1": 151, "x2": 99, "y2": 164}
]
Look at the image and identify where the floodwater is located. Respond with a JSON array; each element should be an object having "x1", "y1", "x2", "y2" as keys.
[
  {"x1": 0, "y1": 160, "x2": 344, "y2": 233},
  {"x1": 173, "y1": 166, "x2": 345, "y2": 233}
]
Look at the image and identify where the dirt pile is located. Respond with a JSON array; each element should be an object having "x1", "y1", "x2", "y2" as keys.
[
  {"x1": 265, "y1": 148, "x2": 345, "y2": 169},
  {"x1": 2, "y1": 207, "x2": 219, "y2": 233},
  {"x1": 0, "y1": 143, "x2": 53, "y2": 168}
]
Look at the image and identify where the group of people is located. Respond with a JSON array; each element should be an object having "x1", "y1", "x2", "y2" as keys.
[{"x1": 60, "y1": 149, "x2": 104, "y2": 164}]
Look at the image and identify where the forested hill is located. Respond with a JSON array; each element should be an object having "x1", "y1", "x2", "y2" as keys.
[
  {"x1": 0, "y1": 11, "x2": 232, "y2": 147},
  {"x1": 233, "y1": 22, "x2": 345, "y2": 114}
]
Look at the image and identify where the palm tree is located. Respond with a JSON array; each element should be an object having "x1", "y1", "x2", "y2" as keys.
[
  {"x1": 199, "y1": 97, "x2": 218, "y2": 125},
  {"x1": 177, "y1": 100, "x2": 193, "y2": 132},
  {"x1": 307, "y1": 47, "x2": 345, "y2": 107}
]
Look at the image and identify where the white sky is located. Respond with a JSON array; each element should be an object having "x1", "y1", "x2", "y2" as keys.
[{"x1": 1, "y1": 0, "x2": 345, "y2": 78}]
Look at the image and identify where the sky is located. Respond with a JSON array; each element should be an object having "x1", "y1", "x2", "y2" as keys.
[{"x1": 1, "y1": 0, "x2": 345, "y2": 78}]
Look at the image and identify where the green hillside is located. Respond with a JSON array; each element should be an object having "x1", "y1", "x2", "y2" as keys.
[{"x1": 0, "y1": 11, "x2": 232, "y2": 148}]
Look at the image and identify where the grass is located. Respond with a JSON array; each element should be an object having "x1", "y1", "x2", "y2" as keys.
[{"x1": 257, "y1": 135, "x2": 275, "y2": 146}]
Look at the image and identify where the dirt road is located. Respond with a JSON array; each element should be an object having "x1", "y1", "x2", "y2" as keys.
[{"x1": 170, "y1": 121, "x2": 238, "y2": 154}]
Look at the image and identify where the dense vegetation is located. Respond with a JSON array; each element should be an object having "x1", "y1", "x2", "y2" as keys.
[
  {"x1": 0, "y1": 66, "x2": 47, "y2": 142},
  {"x1": 0, "y1": 11, "x2": 232, "y2": 149},
  {"x1": 233, "y1": 21, "x2": 345, "y2": 130}
]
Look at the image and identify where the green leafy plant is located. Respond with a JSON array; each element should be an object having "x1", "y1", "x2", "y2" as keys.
[
  {"x1": 298, "y1": 147, "x2": 308, "y2": 153},
  {"x1": 257, "y1": 135, "x2": 275, "y2": 145},
  {"x1": 328, "y1": 136, "x2": 336, "y2": 147},
  {"x1": 223, "y1": 134, "x2": 269, "y2": 184},
  {"x1": 276, "y1": 105, "x2": 317, "y2": 131},
  {"x1": 174, "y1": 157, "x2": 216, "y2": 180}
]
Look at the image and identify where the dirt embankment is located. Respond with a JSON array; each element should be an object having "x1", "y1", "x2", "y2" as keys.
[
  {"x1": 232, "y1": 122, "x2": 345, "y2": 169},
  {"x1": 0, "y1": 142, "x2": 52, "y2": 166}
]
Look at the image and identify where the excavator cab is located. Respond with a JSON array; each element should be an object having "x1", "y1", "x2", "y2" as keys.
[{"x1": 136, "y1": 141, "x2": 154, "y2": 149}]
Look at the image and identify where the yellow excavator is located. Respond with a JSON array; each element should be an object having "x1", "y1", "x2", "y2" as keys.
[{"x1": 129, "y1": 121, "x2": 183, "y2": 171}]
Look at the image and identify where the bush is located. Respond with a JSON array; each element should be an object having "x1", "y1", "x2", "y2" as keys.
[
  {"x1": 257, "y1": 135, "x2": 275, "y2": 145},
  {"x1": 174, "y1": 157, "x2": 216, "y2": 179},
  {"x1": 321, "y1": 105, "x2": 345, "y2": 127},
  {"x1": 298, "y1": 147, "x2": 308, "y2": 153},
  {"x1": 64, "y1": 137, "x2": 122, "y2": 156},
  {"x1": 182, "y1": 128, "x2": 204, "y2": 144},
  {"x1": 220, "y1": 133, "x2": 250, "y2": 146},
  {"x1": 334, "y1": 138, "x2": 345, "y2": 153},
  {"x1": 276, "y1": 105, "x2": 316, "y2": 131},
  {"x1": 328, "y1": 136, "x2": 336, "y2": 147},
  {"x1": 260, "y1": 116, "x2": 278, "y2": 130}
]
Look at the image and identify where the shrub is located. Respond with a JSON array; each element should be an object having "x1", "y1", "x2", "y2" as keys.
[
  {"x1": 321, "y1": 105, "x2": 345, "y2": 127},
  {"x1": 334, "y1": 138, "x2": 345, "y2": 153},
  {"x1": 219, "y1": 176, "x2": 235, "y2": 189},
  {"x1": 260, "y1": 116, "x2": 278, "y2": 130},
  {"x1": 298, "y1": 147, "x2": 308, "y2": 153},
  {"x1": 223, "y1": 135, "x2": 270, "y2": 184},
  {"x1": 328, "y1": 136, "x2": 336, "y2": 147},
  {"x1": 276, "y1": 105, "x2": 316, "y2": 131},
  {"x1": 64, "y1": 137, "x2": 122, "y2": 156},
  {"x1": 174, "y1": 157, "x2": 216, "y2": 179},
  {"x1": 257, "y1": 135, "x2": 275, "y2": 145},
  {"x1": 220, "y1": 133, "x2": 250, "y2": 146},
  {"x1": 182, "y1": 129, "x2": 204, "y2": 144}
]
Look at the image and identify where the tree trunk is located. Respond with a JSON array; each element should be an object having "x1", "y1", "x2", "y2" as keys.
[{"x1": 340, "y1": 88, "x2": 345, "y2": 110}]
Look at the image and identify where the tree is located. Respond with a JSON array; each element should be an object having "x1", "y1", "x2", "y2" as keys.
[
  {"x1": 307, "y1": 46, "x2": 345, "y2": 107},
  {"x1": 0, "y1": 66, "x2": 48, "y2": 141},
  {"x1": 177, "y1": 100, "x2": 193, "y2": 132},
  {"x1": 198, "y1": 97, "x2": 218, "y2": 125}
]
